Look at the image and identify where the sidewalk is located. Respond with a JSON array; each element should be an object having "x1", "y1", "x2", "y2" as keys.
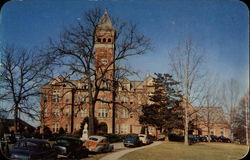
[{"x1": 100, "y1": 141, "x2": 162, "y2": 160}]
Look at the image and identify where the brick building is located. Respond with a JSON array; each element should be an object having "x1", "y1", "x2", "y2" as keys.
[
  {"x1": 194, "y1": 107, "x2": 230, "y2": 137},
  {"x1": 40, "y1": 11, "x2": 229, "y2": 138},
  {"x1": 40, "y1": 11, "x2": 157, "y2": 136}
]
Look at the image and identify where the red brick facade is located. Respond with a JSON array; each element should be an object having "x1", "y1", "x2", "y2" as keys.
[{"x1": 40, "y1": 11, "x2": 229, "y2": 138}]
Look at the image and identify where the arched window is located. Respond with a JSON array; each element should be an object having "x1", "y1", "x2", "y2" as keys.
[
  {"x1": 103, "y1": 38, "x2": 106, "y2": 42},
  {"x1": 108, "y1": 38, "x2": 111, "y2": 42}
]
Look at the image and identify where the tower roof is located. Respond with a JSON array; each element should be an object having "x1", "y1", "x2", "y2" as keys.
[{"x1": 97, "y1": 10, "x2": 113, "y2": 30}]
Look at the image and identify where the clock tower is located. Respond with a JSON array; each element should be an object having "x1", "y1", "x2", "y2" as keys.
[{"x1": 94, "y1": 11, "x2": 115, "y2": 86}]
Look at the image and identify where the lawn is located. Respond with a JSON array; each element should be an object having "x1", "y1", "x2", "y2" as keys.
[{"x1": 119, "y1": 142, "x2": 249, "y2": 160}]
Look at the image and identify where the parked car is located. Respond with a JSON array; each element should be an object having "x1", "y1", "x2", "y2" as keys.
[
  {"x1": 53, "y1": 136, "x2": 88, "y2": 159},
  {"x1": 199, "y1": 135, "x2": 208, "y2": 142},
  {"x1": 4, "y1": 133, "x2": 16, "y2": 144},
  {"x1": 123, "y1": 134, "x2": 142, "y2": 147},
  {"x1": 188, "y1": 134, "x2": 198, "y2": 144},
  {"x1": 103, "y1": 134, "x2": 122, "y2": 143},
  {"x1": 210, "y1": 135, "x2": 219, "y2": 142},
  {"x1": 138, "y1": 134, "x2": 151, "y2": 145},
  {"x1": 156, "y1": 133, "x2": 166, "y2": 141},
  {"x1": 84, "y1": 135, "x2": 113, "y2": 153},
  {"x1": 218, "y1": 136, "x2": 231, "y2": 143},
  {"x1": 168, "y1": 134, "x2": 184, "y2": 142},
  {"x1": 10, "y1": 138, "x2": 57, "y2": 160}
]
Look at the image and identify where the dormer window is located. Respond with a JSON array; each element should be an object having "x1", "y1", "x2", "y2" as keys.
[{"x1": 101, "y1": 58, "x2": 108, "y2": 65}]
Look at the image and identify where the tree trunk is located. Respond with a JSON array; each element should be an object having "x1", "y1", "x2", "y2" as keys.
[
  {"x1": 88, "y1": 77, "x2": 95, "y2": 136},
  {"x1": 70, "y1": 89, "x2": 75, "y2": 134},
  {"x1": 14, "y1": 105, "x2": 18, "y2": 132},
  {"x1": 184, "y1": 100, "x2": 189, "y2": 145},
  {"x1": 245, "y1": 99, "x2": 249, "y2": 145},
  {"x1": 111, "y1": 63, "x2": 116, "y2": 134},
  {"x1": 112, "y1": 87, "x2": 116, "y2": 134},
  {"x1": 208, "y1": 127, "x2": 211, "y2": 143}
]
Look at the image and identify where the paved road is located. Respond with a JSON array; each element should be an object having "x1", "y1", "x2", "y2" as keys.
[{"x1": 100, "y1": 141, "x2": 162, "y2": 160}]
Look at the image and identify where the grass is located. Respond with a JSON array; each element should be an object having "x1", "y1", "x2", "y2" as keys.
[{"x1": 119, "y1": 142, "x2": 249, "y2": 160}]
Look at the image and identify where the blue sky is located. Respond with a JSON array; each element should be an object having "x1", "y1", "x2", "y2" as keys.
[{"x1": 0, "y1": 0, "x2": 249, "y2": 93}]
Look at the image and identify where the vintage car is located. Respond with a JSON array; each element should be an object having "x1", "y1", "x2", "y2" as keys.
[
  {"x1": 83, "y1": 135, "x2": 114, "y2": 153},
  {"x1": 52, "y1": 136, "x2": 88, "y2": 159},
  {"x1": 156, "y1": 133, "x2": 166, "y2": 141},
  {"x1": 10, "y1": 138, "x2": 57, "y2": 160},
  {"x1": 138, "y1": 134, "x2": 151, "y2": 145},
  {"x1": 123, "y1": 134, "x2": 142, "y2": 147}
]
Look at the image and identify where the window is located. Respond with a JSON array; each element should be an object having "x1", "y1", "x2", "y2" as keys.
[
  {"x1": 138, "y1": 95, "x2": 142, "y2": 104},
  {"x1": 122, "y1": 109, "x2": 129, "y2": 118},
  {"x1": 74, "y1": 95, "x2": 78, "y2": 104},
  {"x1": 75, "y1": 124, "x2": 79, "y2": 131},
  {"x1": 121, "y1": 96, "x2": 128, "y2": 104},
  {"x1": 108, "y1": 38, "x2": 111, "y2": 42},
  {"x1": 65, "y1": 108, "x2": 69, "y2": 117},
  {"x1": 74, "y1": 110, "x2": 78, "y2": 117},
  {"x1": 52, "y1": 90, "x2": 60, "y2": 103},
  {"x1": 54, "y1": 123, "x2": 59, "y2": 132},
  {"x1": 210, "y1": 130, "x2": 214, "y2": 135},
  {"x1": 52, "y1": 108, "x2": 60, "y2": 117},
  {"x1": 120, "y1": 124, "x2": 128, "y2": 134},
  {"x1": 81, "y1": 109, "x2": 87, "y2": 118},
  {"x1": 220, "y1": 128, "x2": 224, "y2": 136},
  {"x1": 115, "y1": 125, "x2": 119, "y2": 134},
  {"x1": 130, "y1": 97, "x2": 134, "y2": 104},
  {"x1": 81, "y1": 96, "x2": 86, "y2": 103},
  {"x1": 65, "y1": 124, "x2": 68, "y2": 132},
  {"x1": 101, "y1": 58, "x2": 108, "y2": 65},
  {"x1": 43, "y1": 94, "x2": 48, "y2": 103},
  {"x1": 98, "y1": 108, "x2": 108, "y2": 118},
  {"x1": 115, "y1": 110, "x2": 119, "y2": 118},
  {"x1": 103, "y1": 38, "x2": 106, "y2": 42},
  {"x1": 83, "y1": 85, "x2": 88, "y2": 90},
  {"x1": 65, "y1": 93, "x2": 70, "y2": 103},
  {"x1": 44, "y1": 108, "x2": 48, "y2": 117},
  {"x1": 130, "y1": 113, "x2": 134, "y2": 118},
  {"x1": 97, "y1": 38, "x2": 101, "y2": 42}
]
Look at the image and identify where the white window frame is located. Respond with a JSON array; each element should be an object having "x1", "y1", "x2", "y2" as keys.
[{"x1": 98, "y1": 108, "x2": 108, "y2": 118}]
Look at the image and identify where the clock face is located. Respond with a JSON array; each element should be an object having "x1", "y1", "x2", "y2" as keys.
[{"x1": 101, "y1": 58, "x2": 108, "y2": 65}]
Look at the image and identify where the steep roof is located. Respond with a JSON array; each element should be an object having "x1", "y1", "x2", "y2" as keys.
[{"x1": 97, "y1": 10, "x2": 113, "y2": 30}]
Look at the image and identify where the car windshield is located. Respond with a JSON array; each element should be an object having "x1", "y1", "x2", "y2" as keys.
[
  {"x1": 17, "y1": 141, "x2": 40, "y2": 151},
  {"x1": 126, "y1": 134, "x2": 137, "y2": 138},
  {"x1": 89, "y1": 137, "x2": 98, "y2": 141},
  {"x1": 26, "y1": 142, "x2": 39, "y2": 151},
  {"x1": 57, "y1": 139, "x2": 70, "y2": 144}
]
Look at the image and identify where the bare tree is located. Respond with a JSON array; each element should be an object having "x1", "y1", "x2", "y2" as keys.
[
  {"x1": 198, "y1": 75, "x2": 221, "y2": 142},
  {"x1": 244, "y1": 92, "x2": 249, "y2": 145},
  {"x1": 0, "y1": 45, "x2": 51, "y2": 131},
  {"x1": 220, "y1": 78, "x2": 241, "y2": 141},
  {"x1": 168, "y1": 37, "x2": 204, "y2": 145},
  {"x1": 234, "y1": 91, "x2": 249, "y2": 145},
  {"x1": 44, "y1": 8, "x2": 151, "y2": 136}
]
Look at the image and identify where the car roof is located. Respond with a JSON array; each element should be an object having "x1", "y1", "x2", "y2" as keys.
[
  {"x1": 57, "y1": 136, "x2": 81, "y2": 141},
  {"x1": 88, "y1": 135, "x2": 107, "y2": 141},
  {"x1": 18, "y1": 138, "x2": 49, "y2": 144}
]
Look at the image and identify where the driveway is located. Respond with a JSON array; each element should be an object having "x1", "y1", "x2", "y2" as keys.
[{"x1": 100, "y1": 141, "x2": 162, "y2": 160}]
